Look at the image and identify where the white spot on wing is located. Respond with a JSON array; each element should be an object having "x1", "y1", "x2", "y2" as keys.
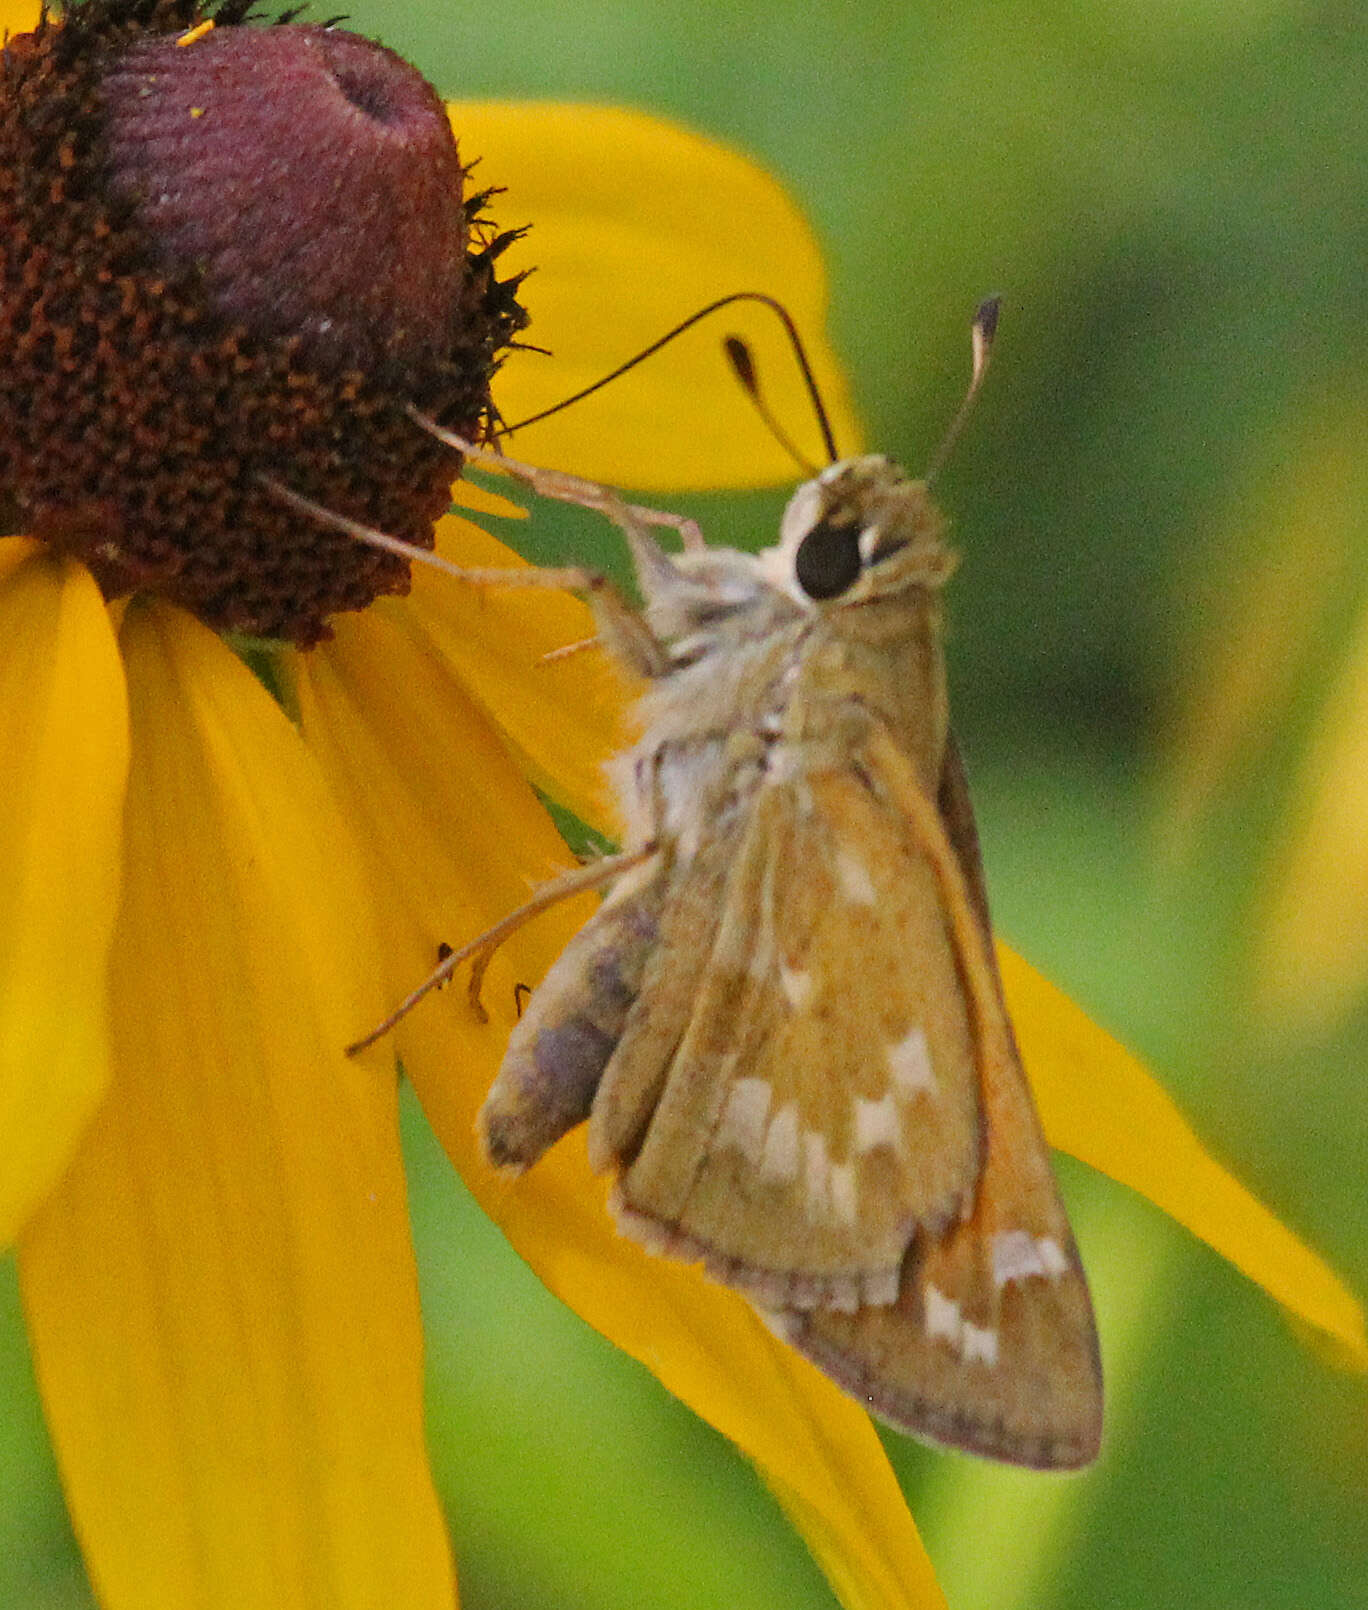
[
  {"x1": 887, "y1": 1025, "x2": 936, "y2": 1096},
  {"x1": 802, "y1": 1131, "x2": 830, "y2": 1219},
  {"x1": 962, "y1": 1322, "x2": 999, "y2": 1367},
  {"x1": 718, "y1": 1077, "x2": 771, "y2": 1162},
  {"x1": 993, "y1": 1230, "x2": 1069, "y2": 1287},
  {"x1": 866, "y1": 1269, "x2": 900, "y2": 1307},
  {"x1": 765, "y1": 744, "x2": 803, "y2": 786},
  {"x1": 796, "y1": 1135, "x2": 859, "y2": 1225},
  {"x1": 828, "y1": 1161, "x2": 858, "y2": 1225},
  {"x1": 779, "y1": 963, "x2": 814, "y2": 1010},
  {"x1": 759, "y1": 1101, "x2": 800, "y2": 1182},
  {"x1": 1037, "y1": 1237, "x2": 1069, "y2": 1277},
  {"x1": 924, "y1": 1283, "x2": 961, "y2": 1345},
  {"x1": 835, "y1": 847, "x2": 877, "y2": 905},
  {"x1": 853, "y1": 1092, "x2": 902, "y2": 1153}
]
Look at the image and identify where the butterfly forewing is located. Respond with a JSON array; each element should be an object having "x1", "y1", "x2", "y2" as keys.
[{"x1": 776, "y1": 735, "x2": 1103, "y2": 1467}]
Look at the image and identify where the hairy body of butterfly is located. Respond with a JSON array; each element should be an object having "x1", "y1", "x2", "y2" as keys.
[{"x1": 477, "y1": 452, "x2": 1103, "y2": 1470}]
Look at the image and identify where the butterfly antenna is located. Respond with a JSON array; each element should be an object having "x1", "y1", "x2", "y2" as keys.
[
  {"x1": 925, "y1": 296, "x2": 1000, "y2": 488},
  {"x1": 722, "y1": 335, "x2": 821, "y2": 475},
  {"x1": 501, "y1": 290, "x2": 839, "y2": 465}
]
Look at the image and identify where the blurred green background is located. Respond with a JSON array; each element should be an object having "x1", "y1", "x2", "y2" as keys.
[{"x1": 3, "y1": 1, "x2": 1366, "y2": 1606}]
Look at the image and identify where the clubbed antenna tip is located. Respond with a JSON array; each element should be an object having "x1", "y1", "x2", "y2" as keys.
[{"x1": 927, "y1": 295, "x2": 1002, "y2": 485}]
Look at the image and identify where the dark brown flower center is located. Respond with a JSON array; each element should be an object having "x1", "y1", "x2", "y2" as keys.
[{"x1": 0, "y1": 0, "x2": 528, "y2": 645}]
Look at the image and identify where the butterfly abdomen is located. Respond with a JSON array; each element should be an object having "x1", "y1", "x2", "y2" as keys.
[{"x1": 480, "y1": 887, "x2": 662, "y2": 1171}]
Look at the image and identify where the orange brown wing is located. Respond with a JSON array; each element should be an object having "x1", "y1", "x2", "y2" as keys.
[
  {"x1": 590, "y1": 746, "x2": 984, "y2": 1313},
  {"x1": 776, "y1": 732, "x2": 1103, "y2": 1467}
]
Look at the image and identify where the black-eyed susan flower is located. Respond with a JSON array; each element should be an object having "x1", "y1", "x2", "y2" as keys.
[{"x1": 2, "y1": 4, "x2": 1364, "y2": 1609}]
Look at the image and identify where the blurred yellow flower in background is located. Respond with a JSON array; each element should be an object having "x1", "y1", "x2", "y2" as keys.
[{"x1": 1161, "y1": 400, "x2": 1368, "y2": 1045}]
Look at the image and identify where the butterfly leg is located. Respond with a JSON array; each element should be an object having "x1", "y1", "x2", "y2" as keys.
[
  {"x1": 346, "y1": 843, "x2": 658, "y2": 1055},
  {"x1": 463, "y1": 843, "x2": 661, "y2": 1016},
  {"x1": 410, "y1": 414, "x2": 708, "y2": 552},
  {"x1": 261, "y1": 474, "x2": 672, "y2": 679}
]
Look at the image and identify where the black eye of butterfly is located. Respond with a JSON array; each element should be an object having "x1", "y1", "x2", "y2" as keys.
[{"x1": 794, "y1": 516, "x2": 863, "y2": 600}]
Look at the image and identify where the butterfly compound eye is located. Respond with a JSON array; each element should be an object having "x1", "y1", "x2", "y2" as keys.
[{"x1": 794, "y1": 516, "x2": 863, "y2": 600}]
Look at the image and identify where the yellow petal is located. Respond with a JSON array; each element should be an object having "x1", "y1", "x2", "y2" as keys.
[
  {"x1": 452, "y1": 100, "x2": 864, "y2": 488},
  {"x1": 406, "y1": 1002, "x2": 947, "y2": 1610},
  {"x1": 401, "y1": 513, "x2": 630, "y2": 832},
  {"x1": 450, "y1": 477, "x2": 529, "y2": 521},
  {"x1": 763, "y1": 1469, "x2": 947, "y2": 1610},
  {"x1": 19, "y1": 604, "x2": 454, "y2": 1610},
  {"x1": 0, "y1": 544, "x2": 128, "y2": 1244},
  {"x1": 294, "y1": 610, "x2": 942, "y2": 1609},
  {"x1": 1000, "y1": 943, "x2": 1368, "y2": 1368},
  {"x1": 1, "y1": 1, "x2": 41, "y2": 37},
  {"x1": 1252, "y1": 594, "x2": 1368, "y2": 1038},
  {"x1": 290, "y1": 596, "x2": 601, "y2": 1022}
]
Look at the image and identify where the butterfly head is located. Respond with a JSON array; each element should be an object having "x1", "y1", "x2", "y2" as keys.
[{"x1": 762, "y1": 455, "x2": 957, "y2": 610}]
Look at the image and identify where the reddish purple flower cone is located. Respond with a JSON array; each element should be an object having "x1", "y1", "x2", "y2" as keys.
[
  {"x1": 102, "y1": 23, "x2": 470, "y2": 376},
  {"x1": 0, "y1": 0, "x2": 527, "y2": 644}
]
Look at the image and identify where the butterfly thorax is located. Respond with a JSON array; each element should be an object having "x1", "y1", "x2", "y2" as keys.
[
  {"x1": 612, "y1": 456, "x2": 956, "y2": 852},
  {"x1": 611, "y1": 573, "x2": 813, "y2": 860},
  {"x1": 782, "y1": 599, "x2": 950, "y2": 798}
]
